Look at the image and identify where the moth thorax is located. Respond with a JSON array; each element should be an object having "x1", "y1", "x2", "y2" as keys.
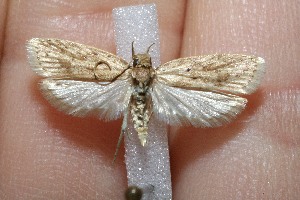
[
  {"x1": 132, "y1": 53, "x2": 153, "y2": 84},
  {"x1": 132, "y1": 67, "x2": 152, "y2": 83},
  {"x1": 133, "y1": 53, "x2": 152, "y2": 67}
]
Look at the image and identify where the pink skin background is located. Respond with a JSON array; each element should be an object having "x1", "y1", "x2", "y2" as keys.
[{"x1": 0, "y1": 0, "x2": 299, "y2": 199}]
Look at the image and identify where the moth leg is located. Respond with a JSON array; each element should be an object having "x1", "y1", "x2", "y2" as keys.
[
  {"x1": 110, "y1": 65, "x2": 131, "y2": 82},
  {"x1": 97, "y1": 65, "x2": 132, "y2": 86},
  {"x1": 145, "y1": 91, "x2": 153, "y2": 121},
  {"x1": 113, "y1": 108, "x2": 129, "y2": 163},
  {"x1": 124, "y1": 93, "x2": 134, "y2": 142},
  {"x1": 148, "y1": 109, "x2": 154, "y2": 121},
  {"x1": 125, "y1": 129, "x2": 134, "y2": 141}
]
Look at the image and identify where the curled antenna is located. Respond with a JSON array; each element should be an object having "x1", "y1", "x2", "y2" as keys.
[{"x1": 146, "y1": 43, "x2": 155, "y2": 54}]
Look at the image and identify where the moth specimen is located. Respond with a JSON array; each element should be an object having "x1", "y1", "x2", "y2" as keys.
[{"x1": 27, "y1": 38, "x2": 265, "y2": 156}]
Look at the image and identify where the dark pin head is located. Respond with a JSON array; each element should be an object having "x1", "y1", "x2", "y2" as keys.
[{"x1": 125, "y1": 186, "x2": 143, "y2": 200}]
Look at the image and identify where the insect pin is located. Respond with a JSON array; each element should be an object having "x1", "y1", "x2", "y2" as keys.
[
  {"x1": 125, "y1": 186, "x2": 143, "y2": 200},
  {"x1": 27, "y1": 38, "x2": 265, "y2": 161}
]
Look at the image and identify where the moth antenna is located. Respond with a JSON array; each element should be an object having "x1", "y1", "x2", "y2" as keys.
[
  {"x1": 146, "y1": 43, "x2": 155, "y2": 54},
  {"x1": 131, "y1": 41, "x2": 135, "y2": 58}
]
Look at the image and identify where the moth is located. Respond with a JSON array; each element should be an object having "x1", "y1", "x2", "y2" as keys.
[{"x1": 27, "y1": 38, "x2": 265, "y2": 159}]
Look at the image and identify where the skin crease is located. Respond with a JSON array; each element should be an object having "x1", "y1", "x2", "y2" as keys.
[{"x1": 0, "y1": 0, "x2": 299, "y2": 199}]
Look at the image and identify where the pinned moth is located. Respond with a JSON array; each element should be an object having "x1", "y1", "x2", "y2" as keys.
[{"x1": 27, "y1": 38, "x2": 265, "y2": 159}]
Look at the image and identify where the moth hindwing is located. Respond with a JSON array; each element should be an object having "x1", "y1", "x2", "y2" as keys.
[{"x1": 27, "y1": 38, "x2": 265, "y2": 158}]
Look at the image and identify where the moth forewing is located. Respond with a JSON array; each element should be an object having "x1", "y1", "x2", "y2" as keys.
[
  {"x1": 156, "y1": 54, "x2": 265, "y2": 95},
  {"x1": 26, "y1": 38, "x2": 130, "y2": 81}
]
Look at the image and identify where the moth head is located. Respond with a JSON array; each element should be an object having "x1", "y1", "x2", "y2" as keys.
[
  {"x1": 132, "y1": 54, "x2": 152, "y2": 68},
  {"x1": 131, "y1": 42, "x2": 155, "y2": 68}
]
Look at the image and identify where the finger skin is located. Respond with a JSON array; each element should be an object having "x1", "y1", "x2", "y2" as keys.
[
  {"x1": 0, "y1": 0, "x2": 185, "y2": 199},
  {"x1": 170, "y1": 1, "x2": 300, "y2": 199},
  {"x1": 0, "y1": 0, "x2": 8, "y2": 58},
  {"x1": 1, "y1": 0, "x2": 299, "y2": 199}
]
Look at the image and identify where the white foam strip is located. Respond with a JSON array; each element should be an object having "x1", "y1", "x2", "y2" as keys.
[{"x1": 113, "y1": 4, "x2": 172, "y2": 200}]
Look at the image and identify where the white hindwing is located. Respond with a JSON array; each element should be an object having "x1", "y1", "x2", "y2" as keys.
[
  {"x1": 40, "y1": 79, "x2": 132, "y2": 121},
  {"x1": 151, "y1": 81, "x2": 247, "y2": 127}
]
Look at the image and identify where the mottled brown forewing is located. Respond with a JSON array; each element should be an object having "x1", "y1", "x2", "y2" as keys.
[
  {"x1": 27, "y1": 38, "x2": 130, "y2": 81},
  {"x1": 156, "y1": 54, "x2": 265, "y2": 95}
]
